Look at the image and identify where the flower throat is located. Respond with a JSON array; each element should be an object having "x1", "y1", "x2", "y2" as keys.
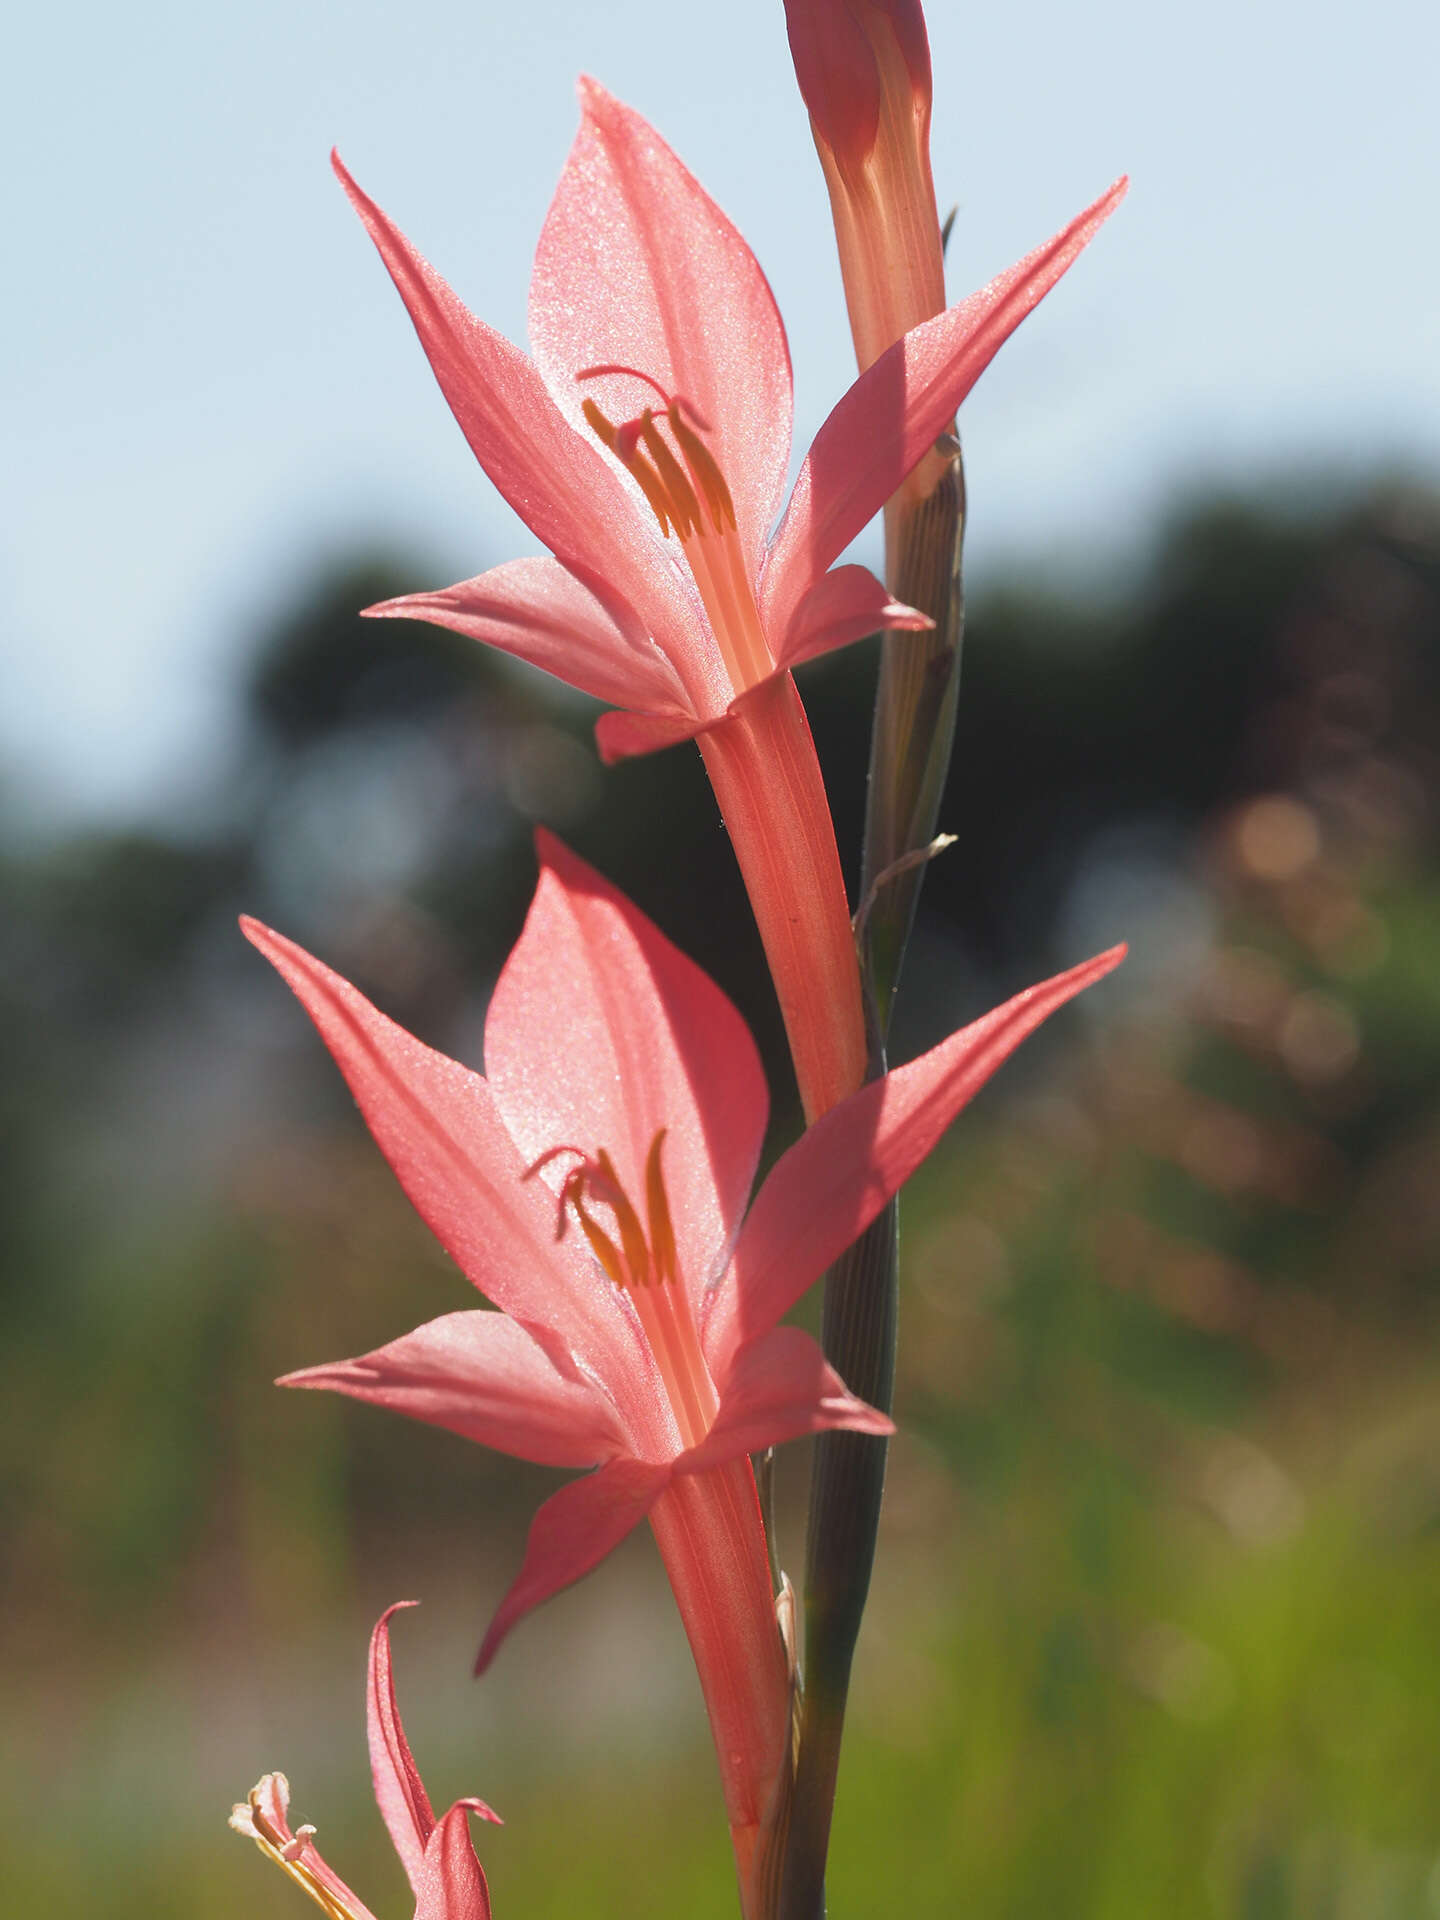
[
  {"x1": 527, "y1": 1129, "x2": 718, "y2": 1449},
  {"x1": 579, "y1": 364, "x2": 774, "y2": 697}
]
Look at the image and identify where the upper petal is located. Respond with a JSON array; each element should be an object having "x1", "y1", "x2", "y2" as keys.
[
  {"x1": 334, "y1": 151, "x2": 695, "y2": 665},
  {"x1": 367, "y1": 556, "x2": 689, "y2": 716},
  {"x1": 474, "y1": 1455, "x2": 669, "y2": 1673},
  {"x1": 413, "y1": 1803, "x2": 498, "y2": 1920},
  {"x1": 485, "y1": 832, "x2": 769, "y2": 1316},
  {"x1": 760, "y1": 178, "x2": 1128, "y2": 640},
  {"x1": 706, "y1": 946, "x2": 1126, "y2": 1370},
  {"x1": 367, "y1": 1604, "x2": 435, "y2": 1895},
  {"x1": 242, "y1": 917, "x2": 641, "y2": 1394},
  {"x1": 529, "y1": 79, "x2": 793, "y2": 582},
  {"x1": 281, "y1": 1310, "x2": 629, "y2": 1471}
]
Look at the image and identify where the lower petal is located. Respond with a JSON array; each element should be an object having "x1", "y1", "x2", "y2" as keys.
[
  {"x1": 594, "y1": 704, "x2": 711, "y2": 763},
  {"x1": 367, "y1": 555, "x2": 686, "y2": 715},
  {"x1": 280, "y1": 1310, "x2": 628, "y2": 1471},
  {"x1": 475, "y1": 1456, "x2": 669, "y2": 1673},
  {"x1": 680, "y1": 1325, "x2": 893, "y2": 1474}
]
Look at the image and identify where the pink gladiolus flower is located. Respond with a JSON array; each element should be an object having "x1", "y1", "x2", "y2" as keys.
[
  {"x1": 343, "y1": 80, "x2": 1120, "y2": 761},
  {"x1": 335, "y1": 82, "x2": 1124, "y2": 1124},
  {"x1": 243, "y1": 833, "x2": 1122, "y2": 1902},
  {"x1": 230, "y1": 1603, "x2": 500, "y2": 1920}
]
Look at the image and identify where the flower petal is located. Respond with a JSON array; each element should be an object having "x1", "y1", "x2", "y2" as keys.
[
  {"x1": 281, "y1": 1311, "x2": 628, "y2": 1470},
  {"x1": 760, "y1": 179, "x2": 1127, "y2": 640},
  {"x1": 774, "y1": 563, "x2": 932, "y2": 672},
  {"x1": 367, "y1": 557, "x2": 687, "y2": 715},
  {"x1": 706, "y1": 945, "x2": 1126, "y2": 1369},
  {"x1": 485, "y1": 832, "x2": 768, "y2": 1314},
  {"x1": 593, "y1": 704, "x2": 711, "y2": 764},
  {"x1": 366, "y1": 1603, "x2": 434, "y2": 1893},
  {"x1": 241, "y1": 918, "x2": 640, "y2": 1395},
  {"x1": 475, "y1": 1456, "x2": 668, "y2": 1673},
  {"x1": 530, "y1": 79, "x2": 794, "y2": 582},
  {"x1": 333, "y1": 151, "x2": 697, "y2": 675},
  {"x1": 679, "y1": 1325, "x2": 893, "y2": 1474},
  {"x1": 414, "y1": 1803, "x2": 497, "y2": 1920}
]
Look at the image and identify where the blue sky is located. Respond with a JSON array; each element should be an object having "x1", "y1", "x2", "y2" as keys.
[{"x1": 5, "y1": 0, "x2": 1437, "y2": 826}]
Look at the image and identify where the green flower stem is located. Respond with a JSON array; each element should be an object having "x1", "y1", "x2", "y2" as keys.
[
  {"x1": 779, "y1": 1198, "x2": 898, "y2": 1920},
  {"x1": 861, "y1": 455, "x2": 967, "y2": 1034},
  {"x1": 781, "y1": 448, "x2": 966, "y2": 1919}
]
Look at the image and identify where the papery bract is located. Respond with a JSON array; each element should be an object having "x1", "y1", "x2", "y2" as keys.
[{"x1": 230, "y1": 1603, "x2": 499, "y2": 1920}]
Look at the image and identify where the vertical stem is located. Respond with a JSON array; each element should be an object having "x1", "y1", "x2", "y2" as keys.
[
  {"x1": 699, "y1": 670, "x2": 867, "y2": 1123},
  {"x1": 862, "y1": 460, "x2": 967, "y2": 1030},
  {"x1": 779, "y1": 1199, "x2": 898, "y2": 1920},
  {"x1": 783, "y1": 426, "x2": 966, "y2": 1920}
]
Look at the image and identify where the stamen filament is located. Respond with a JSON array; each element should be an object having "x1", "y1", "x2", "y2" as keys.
[
  {"x1": 577, "y1": 372, "x2": 776, "y2": 697},
  {"x1": 547, "y1": 1130, "x2": 719, "y2": 1450}
]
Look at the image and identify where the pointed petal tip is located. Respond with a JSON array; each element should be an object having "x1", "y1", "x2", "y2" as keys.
[
  {"x1": 454, "y1": 1796, "x2": 504, "y2": 1828},
  {"x1": 239, "y1": 914, "x2": 292, "y2": 963},
  {"x1": 376, "y1": 1599, "x2": 422, "y2": 1624}
]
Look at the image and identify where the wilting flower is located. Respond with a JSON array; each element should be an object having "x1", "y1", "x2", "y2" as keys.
[
  {"x1": 783, "y1": 0, "x2": 947, "y2": 373},
  {"x1": 336, "y1": 82, "x2": 1123, "y2": 1122},
  {"x1": 244, "y1": 833, "x2": 1121, "y2": 1902},
  {"x1": 230, "y1": 1603, "x2": 499, "y2": 1920}
]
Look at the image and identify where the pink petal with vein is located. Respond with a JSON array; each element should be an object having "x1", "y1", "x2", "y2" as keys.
[
  {"x1": 241, "y1": 917, "x2": 640, "y2": 1393},
  {"x1": 531, "y1": 78, "x2": 793, "y2": 579},
  {"x1": 761, "y1": 178, "x2": 1128, "y2": 639},
  {"x1": 707, "y1": 945, "x2": 1127, "y2": 1369},
  {"x1": 775, "y1": 563, "x2": 932, "y2": 671},
  {"x1": 414, "y1": 1803, "x2": 495, "y2": 1920},
  {"x1": 281, "y1": 1311, "x2": 628, "y2": 1470},
  {"x1": 366, "y1": 556, "x2": 686, "y2": 714},
  {"x1": 475, "y1": 1456, "x2": 669, "y2": 1673},
  {"x1": 333, "y1": 151, "x2": 694, "y2": 663},
  {"x1": 486, "y1": 832, "x2": 768, "y2": 1313},
  {"x1": 367, "y1": 1603, "x2": 435, "y2": 1894},
  {"x1": 681, "y1": 1325, "x2": 893, "y2": 1473}
]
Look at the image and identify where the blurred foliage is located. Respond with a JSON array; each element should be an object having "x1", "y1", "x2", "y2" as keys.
[{"x1": 2, "y1": 477, "x2": 1439, "y2": 1916}]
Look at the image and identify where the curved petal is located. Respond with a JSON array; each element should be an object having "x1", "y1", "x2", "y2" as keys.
[
  {"x1": 680, "y1": 1325, "x2": 893, "y2": 1474},
  {"x1": 414, "y1": 1803, "x2": 497, "y2": 1920},
  {"x1": 706, "y1": 945, "x2": 1127, "y2": 1369},
  {"x1": 241, "y1": 918, "x2": 641, "y2": 1396},
  {"x1": 530, "y1": 79, "x2": 793, "y2": 580},
  {"x1": 367, "y1": 557, "x2": 687, "y2": 715},
  {"x1": 366, "y1": 1604, "x2": 434, "y2": 1893},
  {"x1": 281, "y1": 1311, "x2": 628, "y2": 1470},
  {"x1": 475, "y1": 1456, "x2": 668, "y2": 1673},
  {"x1": 485, "y1": 832, "x2": 768, "y2": 1315},
  {"x1": 774, "y1": 563, "x2": 931, "y2": 672},
  {"x1": 761, "y1": 178, "x2": 1128, "y2": 639},
  {"x1": 333, "y1": 151, "x2": 696, "y2": 665}
]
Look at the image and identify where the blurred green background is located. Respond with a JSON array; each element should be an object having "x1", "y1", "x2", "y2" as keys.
[{"x1": 4, "y1": 475, "x2": 1440, "y2": 1917}]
